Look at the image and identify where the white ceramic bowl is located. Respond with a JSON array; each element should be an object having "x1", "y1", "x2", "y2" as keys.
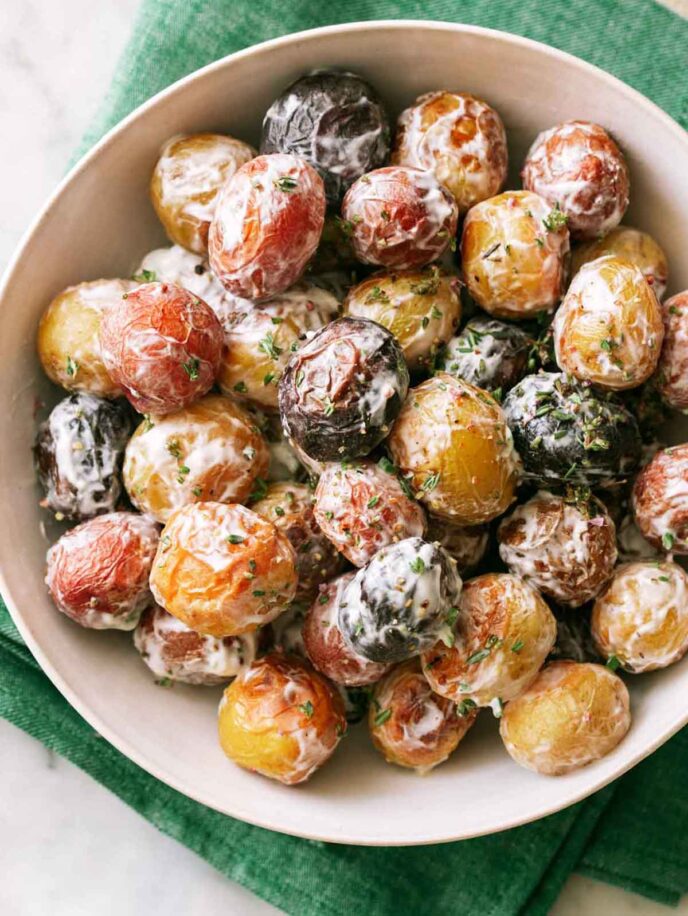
[{"x1": 2, "y1": 21, "x2": 688, "y2": 846}]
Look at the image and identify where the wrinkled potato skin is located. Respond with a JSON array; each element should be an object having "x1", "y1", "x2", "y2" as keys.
[
  {"x1": 37, "y1": 279, "x2": 134, "y2": 397},
  {"x1": 216, "y1": 283, "x2": 339, "y2": 410},
  {"x1": 425, "y1": 516, "x2": 489, "y2": 575},
  {"x1": 570, "y1": 227, "x2": 668, "y2": 301},
  {"x1": 251, "y1": 481, "x2": 346, "y2": 601},
  {"x1": 343, "y1": 268, "x2": 461, "y2": 370},
  {"x1": 499, "y1": 661, "x2": 631, "y2": 775},
  {"x1": 392, "y1": 91, "x2": 508, "y2": 213},
  {"x1": 422, "y1": 572, "x2": 556, "y2": 708},
  {"x1": 151, "y1": 133, "x2": 255, "y2": 254},
  {"x1": 313, "y1": 460, "x2": 426, "y2": 567},
  {"x1": 150, "y1": 502, "x2": 298, "y2": 637},
  {"x1": 123, "y1": 395, "x2": 269, "y2": 523},
  {"x1": 369, "y1": 659, "x2": 476, "y2": 773},
  {"x1": 218, "y1": 653, "x2": 346, "y2": 785},
  {"x1": 657, "y1": 291, "x2": 688, "y2": 411},
  {"x1": 632, "y1": 445, "x2": 688, "y2": 554},
  {"x1": 498, "y1": 491, "x2": 617, "y2": 607},
  {"x1": 592, "y1": 561, "x2": 688, "y2": 672},
  {"x1": 553, "y1": 256, "x2": 664, "y2": 390},
  {"x1": 460, "y1": 190, "x2": 569, "y2": 319},
  {"x1": 387, "y1": 373, "x2": 519, "y2": 524},
  {"x1": 303, "y1": 573, "x2": 390, "y2": 686}
]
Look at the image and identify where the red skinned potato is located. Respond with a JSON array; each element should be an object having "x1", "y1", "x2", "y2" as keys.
[
  {"x1": 313, "y1": 460, "x2": 426, "y2": 567},
  {"x1": 99, "y1": 282, "x2": 223, "y2": 415},
  {"x1": 303, "y1": 572, "x2": 391, "y2": 686},
  {"x1": 45, "y1": 512, "x2": 159, "y2": 630},
  {"x1": 134, "y1": 604, "x2": 258, "y2": 685},
  {"x1": 392, "y1": 90, "x2": 508, "y2": 213},
  {"x1": 251, "y1": 481, "x2": 346, "y2": 601},
  {"x1": 498, "y1": 490, "x2": 618, "y2": 608},
  {"x1": 522, "y1": 120, "x2": 629, "y2": 240},
  {"x1": 150, "y1": 502, "x2": 298, "y2": 637},
  {"x1": 218, "y1": 652, "x2": 346, "y2": 785},
  {"x1": 341, "y1": 165, "x2": 458, "y2": 269},
  {"x1": 657, "y1": 291, "x2": 688, "y2": 410},
  {"x1": 369, "y1": 658, "x2": 477, "y2": 773},
  {"x1": 632, "y1": 444, "x2": 688, "y2": 554},
  {"x1": 208, "y1": 153, "x2": 326, "y2": 300}
]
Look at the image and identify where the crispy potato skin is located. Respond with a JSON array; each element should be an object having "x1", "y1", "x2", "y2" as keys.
[
  {"x1": 553, "y1": 255, "x2": 664, "y2": 390},
  {"x1": 592, "y1": 561, "x2": 688, "y2": 672},
  {"x1": 208, "y1": 154, "x2": 326, "y2": 301},
  {"x1": 37, "y1": 279, "x2": 135, "y2": 397},
  {"x1": 632, "y1": 445, "x2": 688, "y2": 554},
  {"x1": 392, "y1": 91, "x2": 507, "y2": 213},
  {"x1": 388, "y1": 373, "x2": 519, "y2": 524},
  {"x1": 342, "y1": 268, "x2": 461, "y2": 370},
  {"x1": 657, "y1": 291, "x2": 688, "y2": 410},
  {"x1": 460, "y1": 190, "x2": 569, "y2": 319},
  {"x1": 522, "y1": 120, "x2": 629, "y2": 240},
  {"x1": 500, "y1": 661, "x2": 631, "y2": 775},
  {"x1": 151, "y1": 133, "x2": 255, "y2": 254},
  {"x1": 313, "y1": 460, "x2": 426, "y2": 567},
  {"x1": 252, "y1": 481, "x2": 346, "y2": 601},
  {"x1": 570, "y1": 226, "x2": 668, "y2": 301},
  {"x1": 421, "y1": 572, "x2": 556, "y2": 707},
  {"x1": 123, "y1": 395, "x2": 269, "y2": 524},
  {"x1": 150, "y1": 502, "x2": 298, "y2": 637},
  {"x1": 369, "y1": 659, "x2": 476, "y2": 773},
  {"x1": 99, "y1": 282, "x2": 223, "y2": 415},
  {"x1": 341, "y1": 166, "x2": 458, "y2": 270},
  {"x1": 303, "y1": 573, "x2": 390, "y2": 686},
  {"x1": 498, "y1": 491, "x2": 617, "y2": 607},
  {"x1": 218, "y1": 653, "x2": 346, "y2": 785},
  {"x1": 46, "y1": 512, "x2": 159, "y2": 630},
  {"x1": 134, "y1": 604, "x2": 257, "y2": 685}
]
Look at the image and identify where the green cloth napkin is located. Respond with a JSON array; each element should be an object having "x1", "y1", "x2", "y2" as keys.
[{"x1": 2, "y1": 1, "x2": 688, "y2": 913}]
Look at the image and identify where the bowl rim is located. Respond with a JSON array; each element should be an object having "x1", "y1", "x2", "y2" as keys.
[{"x1": 2, "y1": 18, "x2": 688, "y2": 846}]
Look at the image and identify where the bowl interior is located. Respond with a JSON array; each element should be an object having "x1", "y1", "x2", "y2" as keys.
[{"x1": 2, "y1": 21, "x2": 688, "y2": 845}]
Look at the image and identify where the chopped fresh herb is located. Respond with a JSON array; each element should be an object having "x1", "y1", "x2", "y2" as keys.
[
  {"x1": 457, "y1": 698, "x2": 477, "y2": 717},
  {"x1": 409, "y1": 267, "x2": 441, "y2": 296},
  {"x1": 318, "y1": 593, "x2": 329, "y2": 605},
  {"x1": 446, "y1": 606, "x2": 459, "y2": 627},
  {"x1": 274, "y1": 506, "x2": 285, "y2": 517},
  {"x1": 227, "y1": 534, "x2": 244, "y2": 544},
  {"x1": 270, "y1": 316, "x2": 284, "y2": 325},
  {"x1": 252, "y1": 589, "x2": 266, "y2": 597},
  {"x1": 274, "y1": 175, "x2": 298, "y2": 192},
  {"x1": 378, "y1": 456, "x2": 396, "y2": 476},
  {"x1": 325, "y1": 510, "x2": 334, "y2": 520},
  {"x1": 535, "y1": 237, "x2": 545, "y2": 248},
  {"x1": 182, "y1": 357, "x2": 200, "y2": 380},
  {"x1": 132, "y1": 268, "x2": 156, "y2": 283},
  {"x1": 542, "y1": 204, "x2": 568, "y2": 232},
  {"x1": 511, "y1": 640, "x2": 524, "y2": 653},
  {"x1": 374, "y1": 707, "x2": 392, "y2": 727},
  {"x1": 263, "y1": 372, "x2": 275, "y2": 386},
  {"x1": 335, "y1": 217, "x2": 355, "y2": 238},
  {"x1": 367, "y1": 495, "x2": 380, "y2": 509},
  {"x1": 421, "y1": 471, "x2": 440, "y2": 492},
  {"x1": 233, "y1": 381, "x2": 248, "y2": 393},
  {"x1": 296, "y1": 370, "x2": 305, "y2": 387},
  {"x1": 662, "y1": 532, "x2": 676, "y2": 550},
  {"x1": 380, "y1": 209, "x2": 391, "y2": 221},
  {"x1": 658, "y1": 575, "x2": 670, "y2": 583},
  {"x1": 606, "y1": 655, "x2": 621, "y2": 672},
  {"x1": 467, "y1": 648, "x2": 491, "y2": 665},
  {"x1": 366, "y1": 285, "x2": 390, "y2": 303},
  {"x1": 323, "y1": 396, "x2": 335, "y2": 417},
  {"x1": 409, "y1": 556, "x2": 426, "y2": 574},
  {"x1": 259, "y1": 333, "x2": 282, "y2": 360},
  {"x1": 167, "y1": 439, "x2": 182, "y2": 458},
  {"x1": 66, "y1": 356, "x2": 78, "y2": 377},
  {"x1": 192, "y1": 486, "x2": 202, "y2": 498},
  {"x1": 298, "y1": 700, "x2": 314, "y2": 718},
  {"x1": 600, "y1": 338, "x2": 619, "y2": 352},
  {"x1": 248, "y1": 478, "x2": 269, "y2": 503}
]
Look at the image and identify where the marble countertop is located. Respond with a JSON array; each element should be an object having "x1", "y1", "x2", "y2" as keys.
[{"x1": 1, "y1": 1, "x2": 687, "y2": 914}]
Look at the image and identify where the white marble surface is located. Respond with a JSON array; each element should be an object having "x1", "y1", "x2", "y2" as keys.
[{"x1": 1, "y1": 2, "x2": 687, "y2": 914}]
